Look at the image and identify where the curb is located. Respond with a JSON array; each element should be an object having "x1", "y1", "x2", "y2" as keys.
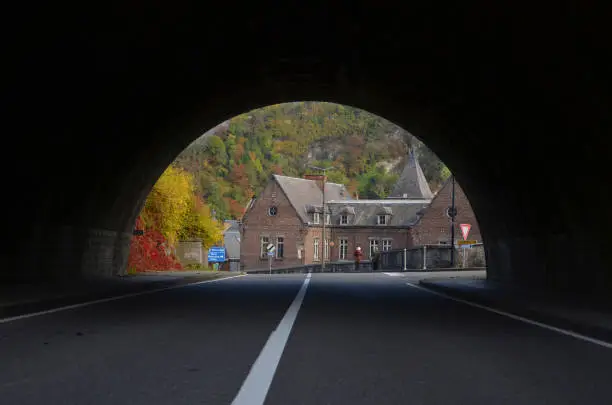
[{"x1": 419, "y1": 280, "x2": 612, "y2": 345}]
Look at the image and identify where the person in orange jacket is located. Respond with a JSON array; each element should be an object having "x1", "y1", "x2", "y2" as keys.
[{"x1": 353, "y1": 246, "x2": 363, "y2": 271}]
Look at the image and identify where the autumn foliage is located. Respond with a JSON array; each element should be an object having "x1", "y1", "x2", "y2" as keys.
[
  {"x1": 127, "y1": 216, "x2": 183, "y2": 272},
  {"x1": 173, "y1": 102, "x2": 449, "y2": 220},
  {"x1": 127, "y1": 166, "x2": 224, "y2": 272}
]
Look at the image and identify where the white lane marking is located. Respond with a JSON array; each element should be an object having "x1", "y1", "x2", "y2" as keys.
[
  {"x1": 406, "y1": 282, "x2": 612, "y2": 349},
  {"x1": 0, "y1": 274, "x2": 245, "y2": 324},
  {"x1": 383, "y1": 272, "x2": 403, "y2": 277},
  {"x1": 232, "y1": 273, "x2": 312, "y2": 405}
]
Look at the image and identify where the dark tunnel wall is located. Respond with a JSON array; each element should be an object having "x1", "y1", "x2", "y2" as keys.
[{"x1": 3, "y1": 2, "x2": 611, "y2": 297}]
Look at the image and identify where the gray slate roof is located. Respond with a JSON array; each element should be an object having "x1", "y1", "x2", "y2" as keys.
[
  {"x1": 389, "y1": 149, "x2": 433, "y2": 199},
  {"x1": 223, "y1": 220, "x2": 240, "y2": 259},
  {"x1": 224, "y1": 220, "x2": 240, "y2": 233},
  {"x1": 327, "y1": 200, "x2": 429, "y2": 226},
  {"x1": 274, "y1": 175, "x2": 351, "y2": 223}
]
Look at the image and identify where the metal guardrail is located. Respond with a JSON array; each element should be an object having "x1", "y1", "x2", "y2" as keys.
[
  {"x1": 380, "y1": 246, "x2": 453, "y2": 270},
  {"x1": 245, "y1": 247, "x2": 487, "y2": 274},
  {"x1": 246, "y1": 261, "x2": 373, "y2": 274},
  {"x1": 379, "y1": 245, "x2": 487, "y2": 271}
]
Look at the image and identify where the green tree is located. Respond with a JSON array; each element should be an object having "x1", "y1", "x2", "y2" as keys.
[
  {"x1": 326, "y1": 170, "x2": 350, "y2": 186},
  {"x1": 205, "y1": 135, "x2": 228, "y2": 166}
]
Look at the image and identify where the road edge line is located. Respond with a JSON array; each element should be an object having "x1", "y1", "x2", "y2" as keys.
[
  {"x1": 405, "y1": 281, "x2": 612, "y2": 349},
  {"x1": 0, "y1": 274, "x2": 246, "y2": 324}
]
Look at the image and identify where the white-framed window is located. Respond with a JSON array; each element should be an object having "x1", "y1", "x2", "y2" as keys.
[
  {"x1": 325, "y1": 214, "x2": 331, "y2": 225},
  {"x1": 369, "y1": 239, "x2": 379, "y2": 258},
  {"x1": 276, "y1": 237, "x2": 284, "y2": 258},
  {"x1": 313, "y1": 238, "x2": 320, "y2": 261},
  {"x1": 339, "y1": 238, "x2": 348, "y2": 260},
  {"x1": 340, "y1": 215, "x2": 348, "y2": 225},
  {"x1": 382, "y1": 239, "x2": 392, "y2": 251},
  {"x1": 324, "y1": 239, "x2": 329, "y2": 260},
  {"x1": 377, "y1": 215, "x2": 387, "y2": 225},
  {"x1": 313, "y1": 212, "x2": 320, "y2": 224},
  {"x1": 260, "y1": 236, "x2": 269, "y2": 258}
]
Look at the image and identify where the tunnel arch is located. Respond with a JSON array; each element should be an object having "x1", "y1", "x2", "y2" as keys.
[
  {"x1": 4, "y1": 2, "x2": 611, "y2": 300},
  {"x1": 122, "y1": 94, "x2": 486, "y2": 259},
  {"x1": 133, "y1": 100, "x2": 485, "y2": 272}
]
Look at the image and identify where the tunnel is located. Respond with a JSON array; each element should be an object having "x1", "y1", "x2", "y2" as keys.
[{"x1": 3, "y1": 3, "x2": 611, "y2": 300}]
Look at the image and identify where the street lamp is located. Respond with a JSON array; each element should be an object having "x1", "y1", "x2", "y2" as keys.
[
  {"x1": 309, "y1": 165, "x2": 335, "y2": 271},
  {"x1": 449, "y1": 174, "x2": 456, "y2": 267}
]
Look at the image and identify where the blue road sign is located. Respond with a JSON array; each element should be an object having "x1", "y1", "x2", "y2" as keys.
[
  {"x1": 267, "y1": 250, "x2": 275, "y2": 257},
  {"x1": 208, "y1": 247, "x2": 226, "y2": 263}
]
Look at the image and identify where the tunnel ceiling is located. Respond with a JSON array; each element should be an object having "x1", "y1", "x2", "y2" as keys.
[{"x1": 3, "y1": 3, "x2": 612, "y2": 293}]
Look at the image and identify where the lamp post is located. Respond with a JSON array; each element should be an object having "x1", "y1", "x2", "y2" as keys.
[{"x1": 309, "y1": 165, "x2": 334, "y2": 271}]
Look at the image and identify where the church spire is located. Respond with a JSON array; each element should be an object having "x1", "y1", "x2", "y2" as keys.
[{"x1": 389, "y1": 148, "x2": 433, "y2": 199}]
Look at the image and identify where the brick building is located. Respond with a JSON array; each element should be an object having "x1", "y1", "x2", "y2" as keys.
[
  {"x1": 325, "y1": 199, "x2": 430, "y2": 261},
  {"x1": 240, "y1": 174, "x2": 351, "y2": 270},
  {"x1": 410, "y1": 177, "x2": 482, "y2": 245},
  {"x1": 240, "y1": 150, "x2": 437, "y2": 270}
]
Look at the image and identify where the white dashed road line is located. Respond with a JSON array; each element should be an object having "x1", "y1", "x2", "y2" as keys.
[{"x1": 231, "y1": 273, "x2": 312, "y2": 405}]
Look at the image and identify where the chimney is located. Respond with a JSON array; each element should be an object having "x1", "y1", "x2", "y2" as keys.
[{"x1": 304, "y1": 174, "x2": 326, "y2": 191}]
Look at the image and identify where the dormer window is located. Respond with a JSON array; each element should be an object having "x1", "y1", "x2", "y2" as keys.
[
  {"x1": 377, "y1": 207, "x2": 392, "y2": 225},
  {"x1": 313, "y1": 212, "x2": 320, "y2": 224},
  {"x1": 338, "y1": 206, "x2": 354, "y2": 225}
]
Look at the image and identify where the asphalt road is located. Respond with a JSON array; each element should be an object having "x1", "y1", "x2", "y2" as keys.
[{"x1": 1, "y1": 272, "x2": 611, "y2": 405}]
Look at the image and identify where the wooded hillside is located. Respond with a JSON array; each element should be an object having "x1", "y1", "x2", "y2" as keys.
[{"x1": 174, "y1": 102, "x2": 449, "y2": 220}]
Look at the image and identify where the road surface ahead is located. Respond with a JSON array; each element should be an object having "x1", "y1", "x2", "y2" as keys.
[{"x1": 1, "y1": 273, "x2": 611, "y2": 405}]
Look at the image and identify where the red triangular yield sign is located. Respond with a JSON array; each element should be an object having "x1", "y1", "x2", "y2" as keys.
[{"x1": 460, "y1": 223, "x2": 471, "y2": 240}]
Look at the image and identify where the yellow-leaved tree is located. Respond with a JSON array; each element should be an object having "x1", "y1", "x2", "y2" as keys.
[
  {"x1": 178, "y1": 195, "x2": 224, "y2": 248},
  {"x1": 141, "y1": 165, "x2": 224, "y2": 250},
  {"x1": 141, "y1": 166, "x2": 193, "y2": 246}
]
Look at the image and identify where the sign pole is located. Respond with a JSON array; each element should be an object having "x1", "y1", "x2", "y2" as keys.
[
  {"x1": 308, "y1": 165, "x2": 335, "y2": 272},
  {"x1": 450, "y1": 175, "x2": 456, "y2": 267},
  {"x1": 266, "y1": 242, "x2": 275, "y2": 275},
  {"x1": 322, "y1": 173, "x2": 326, "y2": 272}
]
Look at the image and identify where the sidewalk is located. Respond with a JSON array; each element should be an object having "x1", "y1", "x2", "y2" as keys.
[
  {"x1": 419, "y1": 276, "x2": 612, "y2": 344},
  {"x1": 0, "y1": 271, "x2": 241, "y2": 319}
]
